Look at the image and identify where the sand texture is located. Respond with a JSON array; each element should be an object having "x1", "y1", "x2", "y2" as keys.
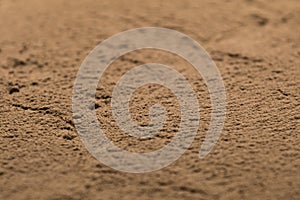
[{"x1": 0, "y1": 0, "x2": 299, "y2": 199}]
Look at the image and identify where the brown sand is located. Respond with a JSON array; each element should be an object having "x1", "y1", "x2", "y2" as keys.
[{"x1": 0, "y1": 0, "x2": 299, "y2": 199}]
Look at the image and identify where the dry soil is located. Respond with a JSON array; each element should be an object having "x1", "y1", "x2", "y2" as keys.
[{"x1": 0, "y1": 0, "x2": 299, "y2": 199}]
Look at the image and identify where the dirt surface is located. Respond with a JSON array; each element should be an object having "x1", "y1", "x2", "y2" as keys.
[{"x1": 0, "y1": 0, "x2": 299, "y2": 199}]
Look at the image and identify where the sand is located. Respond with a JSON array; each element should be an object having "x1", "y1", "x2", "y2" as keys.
[{"x1": 0, "y1": 0, "x2": 299, "y2": 199}]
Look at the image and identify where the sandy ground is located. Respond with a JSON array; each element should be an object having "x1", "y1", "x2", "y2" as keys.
[{"x1": 0, "y1": 0, "x2": 299, "y2": 199}]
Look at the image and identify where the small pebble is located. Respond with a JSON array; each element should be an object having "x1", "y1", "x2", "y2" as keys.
[{"x1": 9, "y1": 87, "x2": 19, "y2": 94}]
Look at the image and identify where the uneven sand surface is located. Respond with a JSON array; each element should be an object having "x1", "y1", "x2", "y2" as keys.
[{"x1": 0, "y1": 0, "x2": 299, "y2": 199}]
